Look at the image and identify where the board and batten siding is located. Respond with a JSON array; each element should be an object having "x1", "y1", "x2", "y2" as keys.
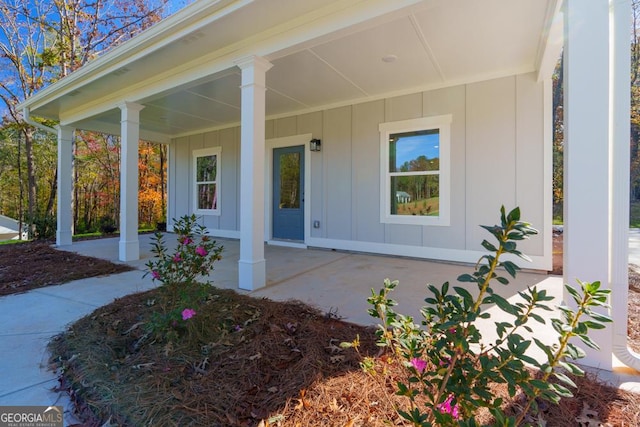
[{"x1": 168, "y1": 72, "x2": 550, "y2": 269}]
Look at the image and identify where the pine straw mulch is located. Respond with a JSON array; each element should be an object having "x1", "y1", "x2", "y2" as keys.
[
  {"x1": 49, "y1": 282, "x2": 640, "y2": 427},
  {"x1": 628, "y1": 265, "x2": 640, "y2": 354},
  {"x1": 2, "y1": 236, "x2": 638, "y2": 425},
  {"x1": 0, "y1": 240, "x2": 133, "y2": 296}
]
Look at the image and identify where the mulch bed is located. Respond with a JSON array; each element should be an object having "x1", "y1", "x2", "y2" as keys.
[
  {"x1": 48, "y1": 285, "x2": 640, "y2": 426},
  {"x1": 48, "y1": 288, "x2": 382, "y2": 426},
  {"x1": 3, "y1": 237, "x2": 640, "y2": 425},
  {"x1": 0, "y1": 241, "x2": 133, "y2": 296}
]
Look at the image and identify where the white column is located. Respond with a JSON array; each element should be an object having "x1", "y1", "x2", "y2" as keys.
[
  {"x1": 236, "y1": 56, "x2": 273, "y2": 290},
  {"x1": 610, "y1": 0, "x2": 640, "y2": 370},
  {"x1": 118, "y1": 102, "x2": 144, "y2": 262},
  {"x1": 56, "y1": 125, "x2": 74, "y2": 246},
  {"x1": 563, "y1": 0, "x2": 612, "y2": 369}
]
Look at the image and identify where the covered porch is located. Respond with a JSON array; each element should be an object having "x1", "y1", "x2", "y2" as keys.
[{"x1": 17, "y1": 0, "x2": 640, "y2": 372}]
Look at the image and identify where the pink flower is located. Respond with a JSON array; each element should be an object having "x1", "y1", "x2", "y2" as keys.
[
  {"x1": 182, "y1": 308, "x2": 197, "y2": 320},
  {"x1": 173, "y1": 254, "x2": 182, "y2": 262},
  {"x1": 439, "y1": 356, "x2": 452, "y2": 367},
  {"x1": 410, "y1": 357, "x2": 427, "y2": 373},
  {"x1": 195, "y1": 246, "x2": 207, "y2": 256},
  {"x1": 451, "y1": 404, "x2": 460, "y2": 420},
  {"x1": 151, "y1": 270, "x2": 160, "y2": 280},
  {"x1": 180, "y1": 236, "x2": 193, "y2": 245},
  {"x1": 437, "y1": 395, "x2": 461, "y2": 420}
]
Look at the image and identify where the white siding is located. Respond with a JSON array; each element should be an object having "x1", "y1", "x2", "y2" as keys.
[
  {"x1": 170, "y1": 136, "x2": 191, "y2": 225},
  {"x1": 324, "y1": 106, "x2": 352, "y2": 240},
  {"x1": 218, "y1": 127, "x2": 240, "y2": 232},
  {"x1": 168, "y1": 72, "x2": 550, "y2": 269},
  {"x1": 352, "y1": 100, "x2": 385, "y2": 243},
  {"x1": 466, "y1": 76, "x2": 517, "y2": 252},
  {"x1": 298, "y1": 112, "x2": 324, "y2": 239},
  {"x1": 515, "y1": 73, "x2": 545, "y2": 256}
]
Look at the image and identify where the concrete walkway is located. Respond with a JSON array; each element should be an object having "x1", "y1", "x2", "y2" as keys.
[{"x1": 1, "y1": 233, "x2": 639, "y2": 422}]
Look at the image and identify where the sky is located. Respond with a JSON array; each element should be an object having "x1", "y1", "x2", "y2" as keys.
[{"x1": 394, "y1": 132, "x2": 439, "y2": 167}]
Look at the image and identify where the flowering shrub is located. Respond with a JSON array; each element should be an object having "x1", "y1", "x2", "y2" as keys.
[
  {"x1": 345, "y1": 207, "x2": 611, "y2": 426},
  {"x1": 145, "y1": 215, "x2": 223, "y2": 287},
  {"x1": 144, "y1": 214, "x2": 223, "y2": 340}
]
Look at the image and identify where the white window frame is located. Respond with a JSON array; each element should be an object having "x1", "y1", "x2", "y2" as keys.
[
  {"x1": 193, "y1": 147, "x2": 221, "y2": 216},
  {"x1": 379, "y1": 115, "x2": 451, "y2": 226}
]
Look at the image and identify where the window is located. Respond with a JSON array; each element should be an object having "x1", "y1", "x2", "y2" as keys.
[
  {"x1": 379, "y1": 115, "x2": 451, "y2": 226},
  {"x1": 193, "y1": 147, "x2": 221, "y2": 215}
]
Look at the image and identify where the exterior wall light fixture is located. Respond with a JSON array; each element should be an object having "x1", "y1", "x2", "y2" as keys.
[{"x1": 310, "y1": 138, "x2": 322, "y2": 152}]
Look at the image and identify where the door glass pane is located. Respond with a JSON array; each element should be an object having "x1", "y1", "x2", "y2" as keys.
[
  {"x1": 279, "y1": 152, "x2": 300, "y2": 209},
  {"x1": 390, "y1": 175, "x2": 439, "y2": 216}
]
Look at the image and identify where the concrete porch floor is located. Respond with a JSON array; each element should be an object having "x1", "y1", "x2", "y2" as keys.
[{"x1": 62, "y1": 233, "x2": 559, "y2": 327}]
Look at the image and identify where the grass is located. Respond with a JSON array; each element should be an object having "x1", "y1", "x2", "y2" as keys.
[
  {"x1": 554, "y1": 201, "x2": 640, "y2": 227},
  {"x1": 0, "y1": 239, "x2": 27, "y2": 245},
  {"x1": 396, "y1": 196, "x2": 439, "y2": 216},
  {"x1": 72, "y1": 231, "x2": 104, "y2": 239},
  {"x1": 73, "y1": 227, "x2": 156, "y2": 240}
]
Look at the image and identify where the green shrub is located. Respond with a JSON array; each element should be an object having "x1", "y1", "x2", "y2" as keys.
[
  {"x1": 98, "y1": 215, "x2": 117, "y2": 234},
  {"x1": 345, "y1": 206, "x2": 611, "y2": 426},
  {"x1": 26, "y1": 213, "x2": 56, "y2": 240}
]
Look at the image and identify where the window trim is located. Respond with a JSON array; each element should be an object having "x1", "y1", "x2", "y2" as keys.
[
  {"x1": 193, "y1": 147, "x2": 221, "y2": 216},
  {"x1": 379, "y1": 115, "x2": 451, "y2": 226}
]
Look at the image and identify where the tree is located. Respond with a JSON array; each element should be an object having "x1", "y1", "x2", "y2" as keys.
[
  {"x1": 552, "y1": 55, "x2": 563, "y2": 220},
  {"x1": 139, "y1": 141, "x2": 166, "y2": 228},
  {"x1": 0, "y1": 0, "x2": 180, "y2": 236},
  {"x1": 73, "y1": 131, "x2": 122, "y2": 232},
  {"x1": 631, "y1": 0, "x2": 640, "y2": 202}
]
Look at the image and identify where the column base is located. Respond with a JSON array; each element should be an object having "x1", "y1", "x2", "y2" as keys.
[
  {"x1": 119, "y1": 239, "x2": 140, "y2": 262},
  {"x1": 238, "y1": 258, "x2": 266, "y2": 291},
  {"x1": 56, "y1": 230, "x2": 73, "y2": 246}
]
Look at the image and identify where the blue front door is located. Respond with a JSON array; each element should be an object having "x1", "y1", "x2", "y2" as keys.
[{"x1": 273, "y1": 145, "x2": 304, "y2": 241}]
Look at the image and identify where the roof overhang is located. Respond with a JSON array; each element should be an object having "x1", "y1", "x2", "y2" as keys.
[{"x1": 19, "y1": 0, "x2": 562, "y2": 141}]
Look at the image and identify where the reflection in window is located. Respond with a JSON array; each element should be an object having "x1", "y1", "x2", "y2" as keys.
[
  {"x1": 389, "y1": 129, "x2": 440, "y2": 216},
  {"x1": 379, "y1": 114, "x2": 451, "y2": 226},
  {"x1": 279, "y1": 152, "x2": 300, "y2": 209},
  {"x1": 197, "y1": 182, "x2": 217, "y2": 210},
  {"x1": 193, "y1": 147, "x2": 221, "y2": 214}
]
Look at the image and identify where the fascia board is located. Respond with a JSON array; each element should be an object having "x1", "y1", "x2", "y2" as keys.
[{"x1": 535, "y1": 0, "x2": 564, "y2": 82}]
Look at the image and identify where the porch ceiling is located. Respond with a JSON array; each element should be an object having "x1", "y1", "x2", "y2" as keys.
[{"x1": 23, "y1": 0, "x2": 560, "y2": 140}]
